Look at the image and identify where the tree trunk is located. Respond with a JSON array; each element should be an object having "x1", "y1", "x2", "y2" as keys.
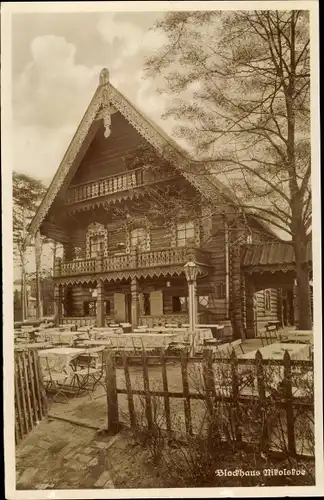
[
  {"x1": 34, "y1": 231, "x2": 42, "y2": 319},
  {"x1": 292, "y1": 236, "x2": 312, "y2": 330}
]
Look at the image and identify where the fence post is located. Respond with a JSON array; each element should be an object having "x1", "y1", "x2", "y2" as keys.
[
  {"x1": 160, "y1": 350, "x2": 172, "y2": 436},
  {"x1": 105, "y1": 350, "x2": 119, "y2": 435},
  {"x1": 122, "y1": 352, "x2": 137, "y2": 429},
  {"x1": 180, "y1": 351, "x2": 193, "y2": 436},
  {"x1": 142, "y1": 351, "x2": 153, "y2": 430},
  {"x1": 255, "y1": 350, "x2": 269, "y2": 452},
  {"x1": 202, "y1": 349, "x2": 214, "y2": 417},
  {"x1": 283, "y1": 350, "x2": 296, "y2": 456},
  {"x1": 230, "y1": 349, "x2": 242, "y2": 443}
]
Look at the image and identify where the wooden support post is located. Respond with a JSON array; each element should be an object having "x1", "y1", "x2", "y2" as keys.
[
  {"x1": 34, "y1": 230, "x2": 42, "y2": 319},
  {"x1": 131, "y1": 277, "x2": 139, "y2": 331},
  {"x1": 54, "y1": 283, "x2": 62, "y2": 326},
  {"x1": 53, "y1": 257, "x2": 62, "y2": 278},
  {"x1": 245, "y1": 281, "x2": 256, "y2": 338},
  {"x1": 96, "y1": 280, "x2": 105, "y2": 327}
]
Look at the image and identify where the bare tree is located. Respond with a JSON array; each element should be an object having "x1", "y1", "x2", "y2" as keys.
[{"x1": 144, "y1": 10, "x2": 311, "y2": 329}]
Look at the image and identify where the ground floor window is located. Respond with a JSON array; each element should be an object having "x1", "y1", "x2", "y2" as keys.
[
  {"x1": 105, "y1": 300, "x2": 111, "y2": 315},
  {"x1": 83, "y1": 300, "x2": 96, "y2": 316},
  {"x1": 264, "y1": 289, "x2": 272, "y2": 311},
  {"x1": 143, "y1": 293, "x2": 151, "y2": 315},
  {"x1": 198, "y1": 295, "x2": 209, "y2": 311},
  {"x1": 172, "y1": 296, "x2": 188, "y2": 313}
]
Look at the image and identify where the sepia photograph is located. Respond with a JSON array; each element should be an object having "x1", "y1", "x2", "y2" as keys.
[{"x1": 2, "y1": 1, "x2": 322, "y2": 498}]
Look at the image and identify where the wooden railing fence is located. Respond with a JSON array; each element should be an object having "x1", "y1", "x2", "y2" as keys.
[
  {"x1": 104, "y1": 349, "x2": 314, "y2": 458},
  {"x1": 15, "y1": 348, "x2": 48, "y2": 444}
]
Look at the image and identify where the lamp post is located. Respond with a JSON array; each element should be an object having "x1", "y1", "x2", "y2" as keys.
[{"x1": 184, "y1": 261, "x2": 199, "y2": 354}]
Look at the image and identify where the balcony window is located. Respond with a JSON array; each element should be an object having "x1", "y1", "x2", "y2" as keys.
[
  {"x1": 172, "y1": 296, "x2": 188, "y2": 313},
  {"x1": 89, "y1": 235, "x2": 105, "y2": 258},
  {"x1": 131, "y1": 227, "x2": 150, "y2": 252},
  {"x1": 176, "y1": 221, "x2": 195, "y2": 247}
]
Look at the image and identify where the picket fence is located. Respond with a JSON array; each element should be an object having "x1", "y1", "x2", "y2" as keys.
[
  {"x1": 104, "y1": 349, "x2": 314, "y2": 458},
  {"x1": 14, "y1": 348, "x2": 48, "y2": 444}
]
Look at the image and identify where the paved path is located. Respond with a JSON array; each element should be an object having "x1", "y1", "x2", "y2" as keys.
[{"x1": 16, "y1": 418, "x2": 116, "y2": 490}]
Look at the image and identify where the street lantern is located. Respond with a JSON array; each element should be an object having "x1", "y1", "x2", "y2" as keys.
[
  {"x1": 184, "y1": 261, "x2": 199, "y2": 284},
  {"x1": 184, "y1": 261, "x2": 199, "y2": 354}
]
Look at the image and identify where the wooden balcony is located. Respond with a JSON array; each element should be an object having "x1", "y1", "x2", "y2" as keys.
[
  {"x1": 66, "y1": 167, "x2": 176, "y2": 205},
  {"x1": 55, "y1": 246, "x2": 212, "y2": 278}
]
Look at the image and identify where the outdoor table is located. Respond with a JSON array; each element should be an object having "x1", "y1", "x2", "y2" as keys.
[
  {"x1": 84, "y1": 333, "x2": 181, "y2": 350},
  {"x1": 238, "y1": 342, "x2": 310, "y2": 361},
  {"x1": 43, "y1": 331, "x2": 78, "y2": 345},
  {"x1": 14, "y1": 342, "x2": 52, "y2": 350},
  {"x1": 38, "y1": 347, "x2": 88, "y2": 374}
]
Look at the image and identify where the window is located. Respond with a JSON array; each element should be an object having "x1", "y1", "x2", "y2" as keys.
[
  {"x1": 143, "y1": 293, "x2": 151, "y2": 315},
  {"x1": 264, "y1": 290, "x2": 271, "y2": 311},
  {"x1": 172, "y1": 296, "x2": 188, "y2": 313},
  {"x1": 105, "y1": 300, "x2": 111, "y2": 315},
  {"x1": 89, "y1": 235, "x2": 105, "y2": 258},
  {"x1": 246, "y1": 234, "x2": 253, "y2": 244},
  {"x1": 176, "y1": 221, "x2": 195, "y2": 247},
  {"x1": 216, "y1": 283, "x2": 226, "y2": 299},
  {"x1": 83, "y1": 301, "x2": 96, "y2": 316},
  {"x1": 198, "y1": 296, "x2": 209, "y2": 310},
  {"x1": 131, "y1": 228, "x2": 149, "y2": 252}
]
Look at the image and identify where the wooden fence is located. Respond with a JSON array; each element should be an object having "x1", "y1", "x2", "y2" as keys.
[
  {"x1": 104, "y1": 349, "x2": 314, "y2": 458},
  {"x1": 15, "y1": 348, "x2": 48, "y2": 444}
]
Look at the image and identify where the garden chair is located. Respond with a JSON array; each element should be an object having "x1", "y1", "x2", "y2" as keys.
[
  {"x1": 72, "y1": 347, "x2": 106, "y2": 398},
  {"x1": 42, "y1": 355, "x2": 77, "y2": 405}
]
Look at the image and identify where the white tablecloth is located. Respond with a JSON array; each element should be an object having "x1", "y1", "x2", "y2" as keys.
[
  {"x1": 239, "y1": 342, "x2": 310, "y2": 361},
  {"x1": 38, "y1": 347, "x2": 87, "y2": 375}
]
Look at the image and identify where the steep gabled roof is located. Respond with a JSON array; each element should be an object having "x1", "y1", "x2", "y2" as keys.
[{"x1": 28, "y1": 68, "x2": 280, "y2": 241}]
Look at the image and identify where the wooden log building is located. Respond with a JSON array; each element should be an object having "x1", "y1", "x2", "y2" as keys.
[{"x1": 29, "y1": 69, "x2": 311, "y2": 338}]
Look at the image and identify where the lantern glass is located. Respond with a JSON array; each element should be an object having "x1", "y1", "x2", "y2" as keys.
[{"x1": 184, "y1": 261, "x2": 199, "y2": 282}]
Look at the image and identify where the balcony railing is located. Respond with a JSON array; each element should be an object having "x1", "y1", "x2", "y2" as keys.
[
  {"x1": 55, "y1": 246, "x2": 212, "y2": 277},
  {"x1": 66, "y1": 167, "x2": 176, "y2": 204}
]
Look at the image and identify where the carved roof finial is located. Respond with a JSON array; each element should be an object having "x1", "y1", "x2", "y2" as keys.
[{"x1": 99, "y1": 68, "x2": 110, "y2": 86}]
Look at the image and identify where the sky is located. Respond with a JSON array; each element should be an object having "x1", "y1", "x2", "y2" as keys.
[
  {"x1": 12, "y1": 10, "x2": 183, "y2": 278},
  {"x1": 12, "y1": 10, "x2": 179, "y2": 186}
]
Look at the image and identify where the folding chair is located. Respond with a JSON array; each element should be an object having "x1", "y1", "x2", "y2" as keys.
[
  {"x1": 72, "y1": 347, "x2": 106, "y2": 398},
  {"x1": 42, "y1": 355, "x2": 77, "y2": 405}
]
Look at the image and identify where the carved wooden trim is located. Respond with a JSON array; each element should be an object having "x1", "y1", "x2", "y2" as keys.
[
  {"x1": 29, "y1": 87, "x2": 103, "y2": 237},
  {"x1": 29, "y1": 68, "x2": 233, "y2": 239},
  {"x1": 85, "y1": 222, "x2": 108, "y2": 259}
]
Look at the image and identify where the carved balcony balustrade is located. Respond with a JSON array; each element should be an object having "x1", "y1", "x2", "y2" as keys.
[
  {"x1": 65, "y1": 166, "x2": 177, "y2": 205},
  {"x1": 54, "y1": 246, "x2": 212, "y2": 278}
]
